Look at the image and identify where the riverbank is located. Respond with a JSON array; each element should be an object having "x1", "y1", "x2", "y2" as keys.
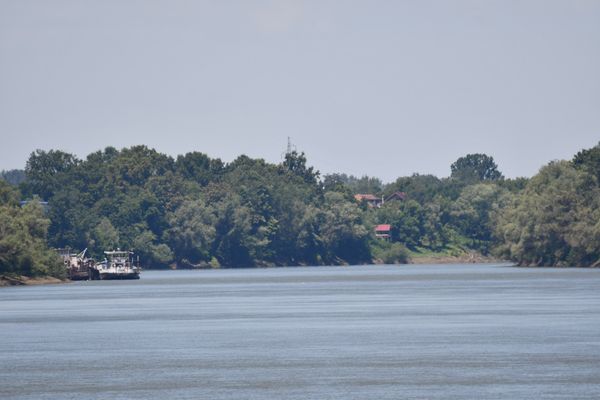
[
  {"x1": 407, "y1": 247, "x2": 504, "y2": 265},
  {"x1": 0, "y1": 275, "x2": 67, "y2": 287},
  {"x1": 410, "y1": 252, "x2": 503, "y2": 264}
]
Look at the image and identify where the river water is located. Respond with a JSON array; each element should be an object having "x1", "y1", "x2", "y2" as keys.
[{"x1": 1, "y1": 264, "x2": 600, "y2": 399}]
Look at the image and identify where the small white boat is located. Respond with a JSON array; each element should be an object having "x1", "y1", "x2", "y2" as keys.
[{"x1": 95, "y1": 250, "x2": 141, "y2": 280}]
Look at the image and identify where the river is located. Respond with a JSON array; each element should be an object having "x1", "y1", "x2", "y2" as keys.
[{"x1": 1, "y1": 263, "x2": 600, "y2": 399}]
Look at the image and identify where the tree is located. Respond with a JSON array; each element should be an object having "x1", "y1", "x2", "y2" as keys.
[
  {"x1": 0, "y1": 169, "x2": 27, "y2": 186},
  {"x1": 450, "y1": 183, "x2": 507, "y2": 253},
  {"x1": 211, "y1": 196, "x2": 257, "y2": 267},
  {"x1": 24, "y1": 149, "x2": 79, "y2": 199},
  {"x1": 319, "y1": 192, "x2": 370, "y2": 263},
  {"x1": 133, "y1": 230, "x2": 174, "y2": 268},
  {"x1": 175, "y1": 152, "x2": 224, "y2": 185},
  {"x1": 164, "y1": 199, "x2": 216, "y2": 267},
  {"x1": 573, "y1": 142, "x2": 600, "y2": 183},
  {"x1": 451, "y1": 153, "x2": 503, "y2": 183},
  {"x1": 345, "y1": 175, "x2": 383, "y2": 195},
  {"x1": 280, "y1": 151, "x2": 320, "y2": 187},
  {"x1": 90, "y1": 217, "x2": 120, "y2": 254},
  {"x1": 0, "y1": 180, "x2": 20, "y2": 206},
  {"x1": 322, "y1": 173, "x2": 350, "y2": 193},
  {"x1": 109, "y1": 145, "x2": 174, "y2": 186},
  {"x1": 493, "y1": 161, "x2": 600, "y2": 267},
  {"x1": 0, "y1": 200, "x2": 64, "y2": 278},
  {"x1": 374, "y1": 200, "x2": 425, "y2": 249},
  {"x1": 386, "y1": 174, "x2": 441, "y2": 203}
]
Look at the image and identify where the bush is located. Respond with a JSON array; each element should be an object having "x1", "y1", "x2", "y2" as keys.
[{"x1": 372, "y1": 241, "x2": 410, "y2": 264}]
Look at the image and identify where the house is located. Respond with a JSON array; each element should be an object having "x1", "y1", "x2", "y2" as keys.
[
  {"x1": 19, "y1": 200, "x2": 50, "y2": 213},
  {"x1": 375, "y1": 224, "x2": 391, "y2": 239},
  {"x1": 354, "y1": 194, "x2": 383, "y2": 208},
  {"x1": 384, "y1": 191, "x2": 406, "y2": 203}
]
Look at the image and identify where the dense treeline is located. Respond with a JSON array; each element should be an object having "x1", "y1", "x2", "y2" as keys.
[
  {"x1": 1, "y1": 143, "x2": 599, "y2": 277},
  {"x1": 494, "y1": 157, "x2": 600, "y2": 267},
  {"x1": 15, "y1": 147, "x2": 373, "y2": 269}
]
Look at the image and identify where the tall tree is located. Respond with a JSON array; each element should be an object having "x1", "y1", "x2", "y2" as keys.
[
  {"x1": 281, "y1": 150, "x2": 320, "y2": 187},
  {"x1": 451, "y1": 153, "x2": 503, "y2": 183},
  {"x1": 24, "y1": 149, "x2": 79, "y2": 199},
  {"x1": 572, "y1": 142, "x2": 600, "y2": 183}
]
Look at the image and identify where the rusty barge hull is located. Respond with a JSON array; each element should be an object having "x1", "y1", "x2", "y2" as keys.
[{"x1": 68, "y1": 271, "x2": 90, "y2": 281}]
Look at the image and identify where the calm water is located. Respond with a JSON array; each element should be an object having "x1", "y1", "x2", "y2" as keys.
[{"x1": 1, "y1": 264, "x2": 600, "y2": 399}]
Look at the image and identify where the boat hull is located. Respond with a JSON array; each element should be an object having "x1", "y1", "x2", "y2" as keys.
[
  {"x1": 69, "y1": 271, "x2": 90, "y2": 281},
  {"x1": 99, "y1": 272, "x2": 140, "y2": 280}
]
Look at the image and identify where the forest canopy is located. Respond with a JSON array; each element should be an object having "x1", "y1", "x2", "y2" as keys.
[{"x1": 1, "y1": 142, "x2": 599, "y2": 278}]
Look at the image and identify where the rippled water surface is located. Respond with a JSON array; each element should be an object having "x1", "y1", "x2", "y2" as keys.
[{"x1": 2, "y1": 264, "x2": 600, "y2": 399}]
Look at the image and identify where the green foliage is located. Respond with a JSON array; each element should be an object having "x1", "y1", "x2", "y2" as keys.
[
  {"x1": 281, "y1": 151, "x2": 320, "y2": 187},
  {"x1": 497, "y1": 177, "x2": 529, "y2": 193},
  {"x1": 319, "y1": 192, "x2": 370, "y2": 263},
  {"x1": 346, "y1": 175, "x2": 383, "y2": 195},
  {"x1": 385, "y1": 174, "x2": 465, "y2": 203},
  {"x1": 322, "y1": 173, "x2": 349, "y2": 193},
  {"x1": 572, "y1": 142, "x2": 600, "y2": 182},
  {"x1": 0, "y1": 169, "x2": 27, "y2": 186},
  {"x1": 493, "y1": 161, "x2": 600, "y2": 267},
  {"x1": 450, "y1": 183, "x2": 508, "y2": 253},
  {"x1": 24, "y1": 146, "x2": 372, "y2": 269},
  {"x1": 175, "y1": 152, "x2": 224, "y2": 185},
  {"x1": 451, "y1": 153, "x2": 503, "y2": 183},
  {"x1": 90, "y1": 218, "x2": 120, "y2": 253},
  {"x1": 133, "y1": 230, "x2": 174, "y2": 267},
  {"x1": 0, "y1": 180, "x2": 20, "y2": 206},
  {"x1": 371, "y1": 241, "x2": 410, "y2": 264},
  {"x1": 164, "y1": 199, "x2": 215, "y2": 266},
  {"x1": 385, "y1": 174, "x2": 443, "y2": 203},
  {"x1": 0, "y1": 195, "x2": 64, "y2": 279},
  {"x1": 24, "y1": 149, "x2": 79, "y2": 199},
  {"x1": 6, "y1": 142, "x2": 599, "y2": 273},
  {"x1": 372, "y1": 200, "x2": 425, "y2": 249}
]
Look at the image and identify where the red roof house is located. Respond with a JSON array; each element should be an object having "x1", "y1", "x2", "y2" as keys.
[{"x1": 375, "y1": 224, "x2": 392, "y2": 239}]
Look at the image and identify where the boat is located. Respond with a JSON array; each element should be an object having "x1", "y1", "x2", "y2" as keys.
[{"x1": 94, "y1": 250, "x2": 141, "y2": 280}]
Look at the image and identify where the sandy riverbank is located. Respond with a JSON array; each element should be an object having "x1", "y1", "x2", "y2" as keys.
[
  {"x1": 0, "y1": 275, "x2": 68, "y2": 287},
  {"x1": 409, "y1": 252, "x2": 506, "y2": 265}
]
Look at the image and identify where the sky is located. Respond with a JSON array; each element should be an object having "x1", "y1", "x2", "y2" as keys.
[{"x1": 0, "y1": 0, "x2": 599, "y2": 182}]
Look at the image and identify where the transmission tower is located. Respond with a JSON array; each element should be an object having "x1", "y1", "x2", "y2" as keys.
[{"x1": 283, "y1": 136, "x2": 296, "y2": 158}]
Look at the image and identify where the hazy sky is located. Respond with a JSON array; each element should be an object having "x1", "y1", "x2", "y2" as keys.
[{"x1": 1, "y1": 0, "x2": 599, "y2": 182}]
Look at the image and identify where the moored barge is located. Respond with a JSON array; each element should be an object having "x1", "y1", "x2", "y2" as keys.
[{"x1": 59, "y1": 248, "x2": 96, "y2": 281}]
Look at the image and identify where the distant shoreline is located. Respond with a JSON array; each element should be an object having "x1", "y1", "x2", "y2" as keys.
[{"x1": 5, "y1": 259, "x2": 597, "y2": 288}]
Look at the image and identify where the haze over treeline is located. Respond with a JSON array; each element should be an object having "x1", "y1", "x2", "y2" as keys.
[
  {"x1": 1, "y1": 1, "x2": 599, "y2": 181},
  {"x1": 1, "y1": 142, "x2": 599, "y2": 279}
]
